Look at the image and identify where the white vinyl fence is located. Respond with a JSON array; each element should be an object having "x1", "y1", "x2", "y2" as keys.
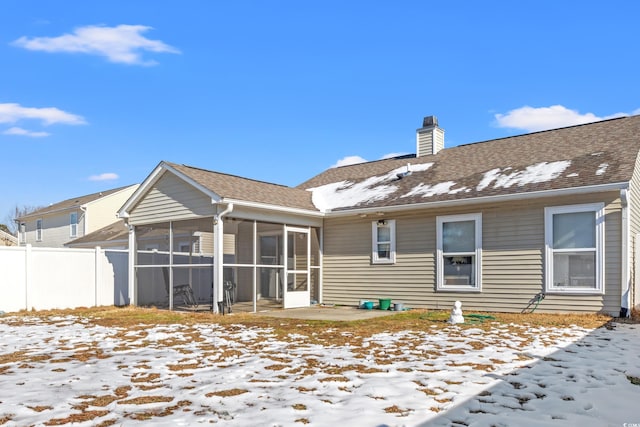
[{"x1": 0, "y1": 245, "x2": 129, "y2": 313}]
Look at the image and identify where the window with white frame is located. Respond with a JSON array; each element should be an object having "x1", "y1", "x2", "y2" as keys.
[
  {"x1": 544, "y1": 203, "x2": 604, "y2": 294},
  {"x1": 437, "y1": 213, "x2": 482, "y2": 291},
  {"x1": 19, "y1": 223, "x2": 26, "y2": 244},
  {"x1": 372, "y1": 219, "x2": 396, "y2": 264},
  {"x1": 36, "y1": 219, "x2": 43, "y2": 241},
  {"x1": 70, "y1": 212, "x2": 78, "y2": 237}
]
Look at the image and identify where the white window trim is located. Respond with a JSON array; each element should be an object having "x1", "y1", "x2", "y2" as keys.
[
  {"x1": 70, "y1": 212, "x2": 78, "y2": 238},
  {"x1": 36, "y1": 218, "x2": 43, "y2": 242},
  {"x1": 19, "y1": 223, "x2": 26, "y2": 244},
  {"x1": 544, "y1": 203, "x2": 605, "y2": 295},
  {"x1": 436, "y1": 213, "x2": 482, "y2": 292},
  {"x1": 372, "y1": 219, "x2": 396, "y2": 264}
]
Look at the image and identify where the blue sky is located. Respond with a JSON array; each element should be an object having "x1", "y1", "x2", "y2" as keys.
[{"x1": 1, "y1": 1, "x2": 639, "y2": 226}]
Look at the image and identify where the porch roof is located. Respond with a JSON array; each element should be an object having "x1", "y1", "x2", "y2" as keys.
[{"x1": 166, "y1": 162, "x2": 318, "y2": 211}]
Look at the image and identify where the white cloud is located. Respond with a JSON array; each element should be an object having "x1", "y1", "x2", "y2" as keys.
[
  {"x1": 494, "y1": 105, "x2": 634, "y2": 132},
  {"x1": 89, "y1": 173, "x2": 119, "y2": 181},
  {"x1": 0, "y1": 103, "x2": 86, "y2": 126},
  {"x1": 330, "y1": 155, "x2": 368, "y2": 168},
  {"x1": 12, "y1": 24, "x2": 180, "y2": 66},
  {"x1": 3, "y1": 127, "x2": 50, "y2": 137}
]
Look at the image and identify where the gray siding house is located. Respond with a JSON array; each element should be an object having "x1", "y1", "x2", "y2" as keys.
[{"x1": 118, "y1": 115, "x2": 640, "y2": 316}]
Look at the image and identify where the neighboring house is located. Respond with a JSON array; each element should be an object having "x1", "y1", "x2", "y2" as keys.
[
  {"x1": 0, "y1": 229, "x2": 18, "y2": 246},
  {"x1": 118, "y1": 115, "x2": 640, "y2": 316},
  {"x1": 64, "y1": 219, "x2": 130, "y2": 249},
  {"x1": 65, "y1": 219, "x2": 219, "y2": 255},
  {"x1": 17, "y1": 185, "x2": 139, "y2": 247}
]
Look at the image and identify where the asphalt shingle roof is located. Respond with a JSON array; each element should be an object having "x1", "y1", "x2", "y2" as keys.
[
  {"x1": 298, "y1": 115, "x2": 640, "y2": 211},
  {"x1": 167, "y1": 163, "x2": 318, "y2": 211},
  {"x1": 17, "y1": 185, "x2": 136, "y2": 219}
]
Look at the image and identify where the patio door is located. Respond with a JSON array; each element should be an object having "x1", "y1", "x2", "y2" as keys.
[{"x1": 284, "y1": 226, "x2": 310, "y2": 308}]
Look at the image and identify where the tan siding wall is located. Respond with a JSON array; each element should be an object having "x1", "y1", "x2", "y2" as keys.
[
  {"x1": 129, "y1": 174, "x2": 215, "y2": 224},
  {"x1": 629, "y1": 152, "x2": 640, "y2": 309},
  {"x1": 322, "y1": 192, "x2": 622, "y2": 315},
  {"x1": 88, "y1": 185, "x2": 138, "y2": 232}
]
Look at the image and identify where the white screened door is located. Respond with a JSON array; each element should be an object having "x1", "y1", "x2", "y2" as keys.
[{"x1": 283, "y1": 226, "x2": 310, "y2": 308}]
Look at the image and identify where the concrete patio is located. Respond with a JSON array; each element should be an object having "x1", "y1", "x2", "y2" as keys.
[{"x1": 252, "y1": 304, "x2": 405, "y2": 321}]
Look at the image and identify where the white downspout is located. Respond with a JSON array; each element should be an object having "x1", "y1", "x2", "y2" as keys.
[
  {"x1": 213, "y1": 203, "x2": 234, "y2": 313},
  {"x1": 620, "y1": 188, "x2": 631, "y2": 317}
]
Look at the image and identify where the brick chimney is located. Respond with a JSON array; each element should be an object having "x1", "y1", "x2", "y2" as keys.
[{"x1": 416, "y1": 115, "x2": 444, "y2": 157}]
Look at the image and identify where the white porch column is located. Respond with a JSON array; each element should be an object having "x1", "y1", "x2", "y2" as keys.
[
  {"x1": 213, "y1": 203, "x2": 234, "y2": 314},
  {"x1": 128, "y1": 225, "x2": 136, "y2": 306},
  {"x1": 213, "y1": 218, "x2": 223, "y2": 313}
]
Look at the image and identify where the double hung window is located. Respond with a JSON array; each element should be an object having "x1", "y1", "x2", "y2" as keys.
[
  {"x1": 19, "y1": 223, "x2": 26, "y2": 244},
  {"x1": 372, "y1": 220, "x2": 396, "y2": 264},
  {"x1": 70, "y1": 212, "x2": 78, "y2": 237},
  {"x1": 545, "y1": 203, "x2": 604, "y2": 293},
  {"x1": 437, "y1": 213, "x2": 482, "y2": 291}
]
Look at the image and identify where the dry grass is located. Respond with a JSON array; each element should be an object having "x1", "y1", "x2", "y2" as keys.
[
  {"x1": 2, "y1": 305, "x2": 616, "y2": 337},
  {"x1": 43, "y1": 410, "x2": 109, "y2": 425},
  {"x1": 205, "y1": 388, "x2": 249, "y2": 397}
]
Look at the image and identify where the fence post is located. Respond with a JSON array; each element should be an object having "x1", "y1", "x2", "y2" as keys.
[
  {"x1": 24, "y1": 244, "x2": 32, "y2": 311},
  {"x1": 95, "y1": 246, "x2": 101, "y2": 307}
]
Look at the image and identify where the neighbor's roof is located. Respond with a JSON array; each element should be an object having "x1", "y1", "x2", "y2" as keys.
[
  {"x1": 298, "y1": 115, "x2": 640, "y2": 212},
  {"x1": 166, "y1": 163, "x2": 317, "y2": 211},
  {"x1": 65, "y1": 219, "x2": 178, "y2": 247},
  {"x1": 17, "y1": 185, "x2": 138, "y2": 219},
  {"x1": 65, "y1": 219, "x2": 129, "y2": 247}
]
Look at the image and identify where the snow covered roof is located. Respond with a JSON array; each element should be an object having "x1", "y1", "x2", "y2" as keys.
[{"x1": 299, "y1": 115, "x2": 640, "y2": 212}]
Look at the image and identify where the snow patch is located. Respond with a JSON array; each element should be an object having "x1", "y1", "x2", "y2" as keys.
[
  {"x1": 402, "y1": 181, "x2": 466, "y2": 198},
  {"x1": 477, "y1": 161, "x2": 571, "y2": 191},
  {"x1": 596, "y1": 163, "x2": 608, "y2": 176},
  {"x1": 309, "y1": 162, "x2": 433, "y2": 211}
]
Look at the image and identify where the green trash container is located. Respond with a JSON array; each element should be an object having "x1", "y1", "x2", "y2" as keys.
[{"x1": 379, "y1": 298, "x2": 392, "y2": 310}]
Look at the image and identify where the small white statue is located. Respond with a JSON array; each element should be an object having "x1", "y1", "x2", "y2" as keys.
[{"x1": 449, "y1": 300, "x2": 464, "y2": 324}]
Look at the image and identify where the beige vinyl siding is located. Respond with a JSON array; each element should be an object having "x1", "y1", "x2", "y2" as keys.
[
  {"x1": 129, "y1": 173, "x2": 215, "y2": 224},
  {"x1": 629, "y1": 152, "x2": 640, "y2": 309},
  {"x1": 87, "y1": 185, "x2": 138, "y2": 233},
  {"x1": 322, "y1": 191, "x2": 622, "y2": 315}
]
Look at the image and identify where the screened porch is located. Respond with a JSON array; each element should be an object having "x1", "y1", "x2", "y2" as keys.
[{"x1": 132, "y1": 216, "x2": 321, "y2": 313}]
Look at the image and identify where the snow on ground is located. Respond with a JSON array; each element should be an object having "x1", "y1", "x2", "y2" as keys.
[{"x1": 0, "y1": 316, "x2": 639, "y2": 426}]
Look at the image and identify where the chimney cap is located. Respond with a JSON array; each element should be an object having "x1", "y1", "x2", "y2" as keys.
[{"x1": 422, "y1": 115, "x2": 438, "y2": 127}]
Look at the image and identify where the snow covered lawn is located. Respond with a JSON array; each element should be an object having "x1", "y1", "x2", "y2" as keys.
[{"x1": 0, "y1": 311, "x2": 638, "y2": 426}]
